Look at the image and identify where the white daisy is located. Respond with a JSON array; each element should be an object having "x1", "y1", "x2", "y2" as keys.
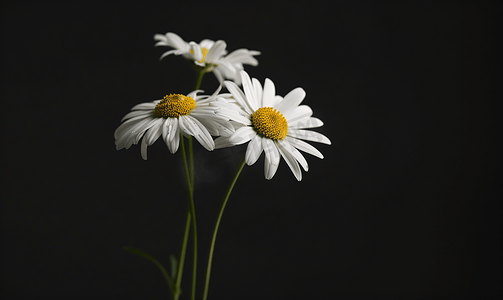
[
  {"x1": 114, "y1": 89, "x2": 235, "y2": 160},
  {"x1": 153, "y1": 32, "x2": 260, "y2": 84},
  {"x1": 213, "y1": 71, "x2": 331, "y2": 181}
]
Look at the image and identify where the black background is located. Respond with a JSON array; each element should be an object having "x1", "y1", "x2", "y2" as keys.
[{"x1": 1, "y1": 2, "x2": 501, "y2": 299}]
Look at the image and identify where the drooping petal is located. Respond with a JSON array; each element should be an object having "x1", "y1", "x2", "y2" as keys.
[
  {"x1": 115, "y1": 116, "x2": 155, "y2": 149},
  {"x1": 245, "y1": 135, "x2": 263, "y2": 166},
  {"x1": 214, "y1": 136, "x2": 235, "y2": 149},
  {"x1": 115, "y1": 114, "x2": 150, "y2": 140},
  {"x1": 167, "y1": 118, "x2": 178, "y2": 142},
  {"x1": 263, "y1": 138, "x2": 280, "y2": 180},
  {"x1": 229, "y1": 126, "x2": 256, "y2": 145},
  {"x1": 276, "y1": 140, "x2": 302, "y2": 181},
  {"x1": 278, "y1": 139, "x2": 308, "y2": 172},
  {"x1": 186, "y1": 116, "x2": 215, "y2": 151},
  {"x1": 167, "y1": 125, "x2": 181, "y2": 154},
  {"x1": 140, "y1": 121, "x2": 163, "y2": 161},
  {"x1": 274, "y1": 88, "x2": 306, "y2": 115},
  {"x1": 287, "y1": 129, "x2": 331, "y2": 145},
  {"x1": 121, "y1": 110, "x2": 153, "y2": 122},
  {"x1": 131, "y1": 102, "x2": 156, "y2": 111},
  {"x1": 160, "y1": 49, "x2": 179, "y2": 60},
  {"x1": 146, "y1": 119, "x2": 164, "y2": 146}
]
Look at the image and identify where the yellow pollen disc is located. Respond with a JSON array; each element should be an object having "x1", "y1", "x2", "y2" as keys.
[
  {"x1": 189, "y1": 47, "x2": 209, "y2": 63},
  {"x1": 153, "y1": 94, "x2": 196, "y2": 118},
  {"x1": 250, "y1": 107, "x2": 288, "y2": 140}
]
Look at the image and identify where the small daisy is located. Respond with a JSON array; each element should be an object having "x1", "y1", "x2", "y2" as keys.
[
  {"x1": 114, "y1": 90, "x2": 235, "y2": 160},
  {"x1": 214, "y1": 71, "x2": 331, "y2": 181},
  {"x1": 154, "y1": 32, "x2": 260, "y2": 84}
]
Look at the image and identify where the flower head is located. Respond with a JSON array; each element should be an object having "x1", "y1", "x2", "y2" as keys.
[
  {"x1": 154, "y1": 32, "x2": 260, "y2": 84},
  {"x1": 214, "y1": 71, "x2": 331, "y2": 181},
  {"x1": 114, "y1": 89, "x2": 235, "y2": 160}
]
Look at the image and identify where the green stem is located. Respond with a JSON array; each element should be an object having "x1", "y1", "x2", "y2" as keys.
[
  {"x1": 173, "y1": 210, "x2": 190, "y2": 300},
  {"x1": 202, "y1": 157, "x2": 246, "y2": 300},
  {"x1": 193, "y1": 70, "x2": 205, "y2": 91},
  {"x1": 180, "y1": 134, "x2": 198, "y2": 300}
]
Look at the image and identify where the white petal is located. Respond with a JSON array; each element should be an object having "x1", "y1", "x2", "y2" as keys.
[
  {"x1": 216, "y1": 107, "x2": 251, "y2": 125},
  {"x1": 189, "y1": 42, "x2": 202, "y2": 62},
  {"x1": 289, "y1": 117, "x2": 324, "y2": 129},
  {"x1": 285, "y1": 105, "x2": 313, "y2": 124},
  {"x1": 245, "y1": 135, "x2": 263, "y2": 166},
  {"x1": 287, "y1": 129, "x2": 331, "y2": 145},
  {"x1": 284, "y1": 136, "x2": 324, "y2": 159},
  {"x1": 115, "y1": 114, "x2": 150, "y2": 140},
  {"x1": 115, "y1": 116, "x2": 155, "y2": 149},
  {"x1": 121, "y1": 110, "x2": 152, "y2": 122},
  {"x1": 167, "y1": 127, "x2": 181, "y2": 154},
  {"x1": 240, "y1": 70, "x2": 259, "y2": 111},
  {"x1": 153, "y1": 34, "x2": 168, "y2": 43},
  {"x1": 166, "y1": 32, "x2": 188, "y2": 51},
  {"x1": 141, "y1": 133, "x2": 149, "y2": 160},
  {"x1": 214, "y1": 136, "x2": 234, "y2": 149},
  {"x1": 168, "y1": 118, "x2": 178, "y2": 141},
  {"x1": 223, "y1": 49, "x2": 260, "y2": 65},
  {"x1": 252, "y1": 78, "x2": 263, "y2": 107},
  {"x1": 272, "y1": 95, "x2": 283, "y2": 107},
  {"x1": 223, "y1": 80, "x2": 253, "y2": 115},
  {"x1": 278, "y1": 139, "x2": 308, "y2": 172},
  {"x1": 187, "y1": 116, "x2": 215, "y2": 151},
  {"x1": 263, "y1": 138, "x2": 280, "y2": 180},
  {"x1": 139, "y1": 121, "x2": 162, "y2": 160},
  {"x1": 160, "y1": 49, "x2": 179, "y2": 60},
  {"x1": 276, "y1": 140, "x2": 302, "y2": 181},
  {"x1": 146, "y1": 119, "x2": 164, "y2": 145},
  {"x1": 205, "y1": 40, "x2": 226, "y2": 62},
  {"x1": 229, "y1": 126, "x2": 256, "y2": 145},
  {"x1": 274, "y1": 88, "x2": 306, "y2": 115},
  {"x1": 262, "y1": 78, "x2": 275, "y2": 108},
  {"x1": 131, "y1": 102, "x2": 156, "y2": 111}
]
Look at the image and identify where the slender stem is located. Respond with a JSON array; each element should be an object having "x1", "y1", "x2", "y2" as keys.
[
  {"x1": 173, "y1": 210, "x2": 190, "y2": 300},
  {"x1": 180, "y1": 134, "x2": 198, "y2": 300},
  {"x1": 188, "y1": 136, "x2": 194, "y2": 189},
  {"x1": 193, "y1": 70, "x2": 205, "y2": 91},
  {"x1": 202, "y1": 157, "x2": 246, "y2": 300}
]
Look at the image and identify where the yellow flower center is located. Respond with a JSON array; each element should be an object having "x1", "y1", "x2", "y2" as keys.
[
  {"x1": 153, "y1": 94, "x2": 196, "y2": 118},
  {"x1": 189, "y1": 47, "x2": 209, "y2": 63},
  {"x1": 250, "y1": 107, "x2": 288, "y2": 140}
]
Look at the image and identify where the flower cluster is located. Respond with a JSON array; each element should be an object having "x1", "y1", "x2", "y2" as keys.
[{"x1": 115, "y1": 32, "x2": 330, "y2": 181}]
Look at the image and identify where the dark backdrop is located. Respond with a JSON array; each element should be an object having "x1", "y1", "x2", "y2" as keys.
[{"x1": 1, "y1": 2, "x2": 501, "y2": 299}]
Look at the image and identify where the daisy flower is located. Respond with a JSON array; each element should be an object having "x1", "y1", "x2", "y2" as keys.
[
  {"x1": 114, "y1": 89, "x2": 235, "y2": 160},
  {"x1": 154, "y1": 32, "x2": 260, "y2": 84},
  {"x1": 213, "y1": 71, "x2": 331, "y2": 181}
]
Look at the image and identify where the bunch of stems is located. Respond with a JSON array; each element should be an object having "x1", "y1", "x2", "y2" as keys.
[{"x1": 126, "y1": 69, "x2": 246, "y2": 300}]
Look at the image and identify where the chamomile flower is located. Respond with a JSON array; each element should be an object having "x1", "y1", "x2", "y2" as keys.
[
  {"x1": 214, "y1": 71, "x2": 331, "y2": 181},
  {"x1": 114, "y1": 90, "x2": 235, "y2": 160},
  {"x1": 154, "y1": 32, "x2": 260, "y2": 84}
]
